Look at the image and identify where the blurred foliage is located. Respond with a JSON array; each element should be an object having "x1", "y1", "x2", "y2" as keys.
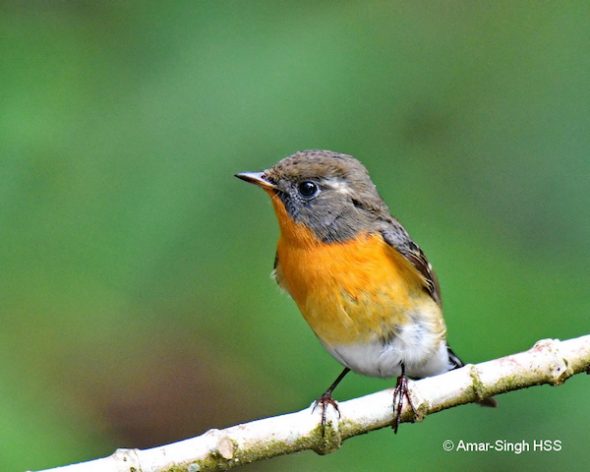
[{"x1": 1, "y1": 1, "x2": 589, "y2": 471}]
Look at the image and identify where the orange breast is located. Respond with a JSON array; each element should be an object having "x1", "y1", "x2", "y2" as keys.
[{"x1": 269, "y1": 193, "x2": 431, "y2": 345}]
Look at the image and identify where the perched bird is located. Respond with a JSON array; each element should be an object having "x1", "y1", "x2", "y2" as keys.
[{"x1": 236, "y1": 150, "x2": 495, "y2": 432}]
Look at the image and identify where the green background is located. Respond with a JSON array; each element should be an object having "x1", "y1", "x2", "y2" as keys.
[{"x1": 1, "y1": 1, "x2": 589, "y2": 471}]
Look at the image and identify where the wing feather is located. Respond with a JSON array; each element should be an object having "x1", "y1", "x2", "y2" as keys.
[{"x1": 380, "y1": 221, "x2": 442, "y2": 305}]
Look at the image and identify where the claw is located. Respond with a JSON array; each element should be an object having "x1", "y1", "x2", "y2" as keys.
[
  {"x1": 311, "y1": 367, "x2": 350, "y2": 436},
  {"x1": 392, "y1": 365, "x2": 417, "y2": 433},
  {"x1": 313, "y1": 392, "x2": 341, "y2": 436}
]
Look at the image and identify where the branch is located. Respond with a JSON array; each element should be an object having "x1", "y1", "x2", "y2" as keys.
[{"x1": 34, "y1": 335, "x2": 590, "y2": 472}]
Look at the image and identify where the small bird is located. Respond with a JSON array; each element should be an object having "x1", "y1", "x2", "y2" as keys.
[{"x1": 236, "y1": 150, "x2": 495, "y2": 432}]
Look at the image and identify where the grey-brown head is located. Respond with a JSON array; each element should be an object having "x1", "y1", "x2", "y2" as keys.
[{"x1": 236, "y1": 150, "x2": 391, "y2": 242}]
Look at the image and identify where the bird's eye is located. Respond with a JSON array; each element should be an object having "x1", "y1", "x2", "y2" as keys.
[{"x1": 297, "y1": 180, "x2": 319, "y2": 198}]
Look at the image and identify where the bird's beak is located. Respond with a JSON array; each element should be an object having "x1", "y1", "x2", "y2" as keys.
[{"x1": 235, "y1": 171, "x2": 277, "y2": 190}]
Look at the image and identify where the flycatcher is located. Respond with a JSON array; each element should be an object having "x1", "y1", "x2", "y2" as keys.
[{"x1": 236, "y1": 150, "x2": 495, "y2": 432}]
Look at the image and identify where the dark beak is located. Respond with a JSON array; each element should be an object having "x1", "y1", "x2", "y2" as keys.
[{"x1": 235, "y1": 171, "x2": 276, "y2": 190}]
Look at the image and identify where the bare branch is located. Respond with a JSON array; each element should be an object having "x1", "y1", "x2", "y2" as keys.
[{"x1": 33, "y1": 335, "x2": 590, "y2": 472}]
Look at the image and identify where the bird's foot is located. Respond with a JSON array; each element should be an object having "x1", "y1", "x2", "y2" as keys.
[
  {"x1": 312, "y1": 391, "x2": 341, "y2": 436},
  {"x1": 392, "y1": 373, "x2": 417, "y2": 433}
]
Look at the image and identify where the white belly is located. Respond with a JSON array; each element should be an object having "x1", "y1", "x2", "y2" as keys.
[{"x1": 323, "y1": 321, "x2": 451, "y2": 378}]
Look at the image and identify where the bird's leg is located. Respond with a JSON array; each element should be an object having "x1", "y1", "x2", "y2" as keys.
[
  {"x1": 392, "y1": 362, "x2": 417, "y2": 433},
  {"x1": 313, "y1": 367, "x2": 350, "y2": 433}
]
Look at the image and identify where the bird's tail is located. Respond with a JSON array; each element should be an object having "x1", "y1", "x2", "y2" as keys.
[{"x1": 447, "y1": 344, "x2": 497, "y2": 408}]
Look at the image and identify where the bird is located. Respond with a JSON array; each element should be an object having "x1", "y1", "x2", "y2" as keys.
[{"x1": 236, "y1": 150, "x2": 495, "y2": 432}]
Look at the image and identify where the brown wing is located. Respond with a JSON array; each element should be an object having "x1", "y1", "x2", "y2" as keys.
[
  {"x1": 271, "y1": 251, "x2": 280, "y2": 285},
  {"x1": 379, "y1": 220, "x2": 442, "y2": 305}
]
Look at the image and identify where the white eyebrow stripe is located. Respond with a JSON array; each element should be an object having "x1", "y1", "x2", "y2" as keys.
[{"x1": 324, "y1": 178, "x2": 351, "y2": 194}]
